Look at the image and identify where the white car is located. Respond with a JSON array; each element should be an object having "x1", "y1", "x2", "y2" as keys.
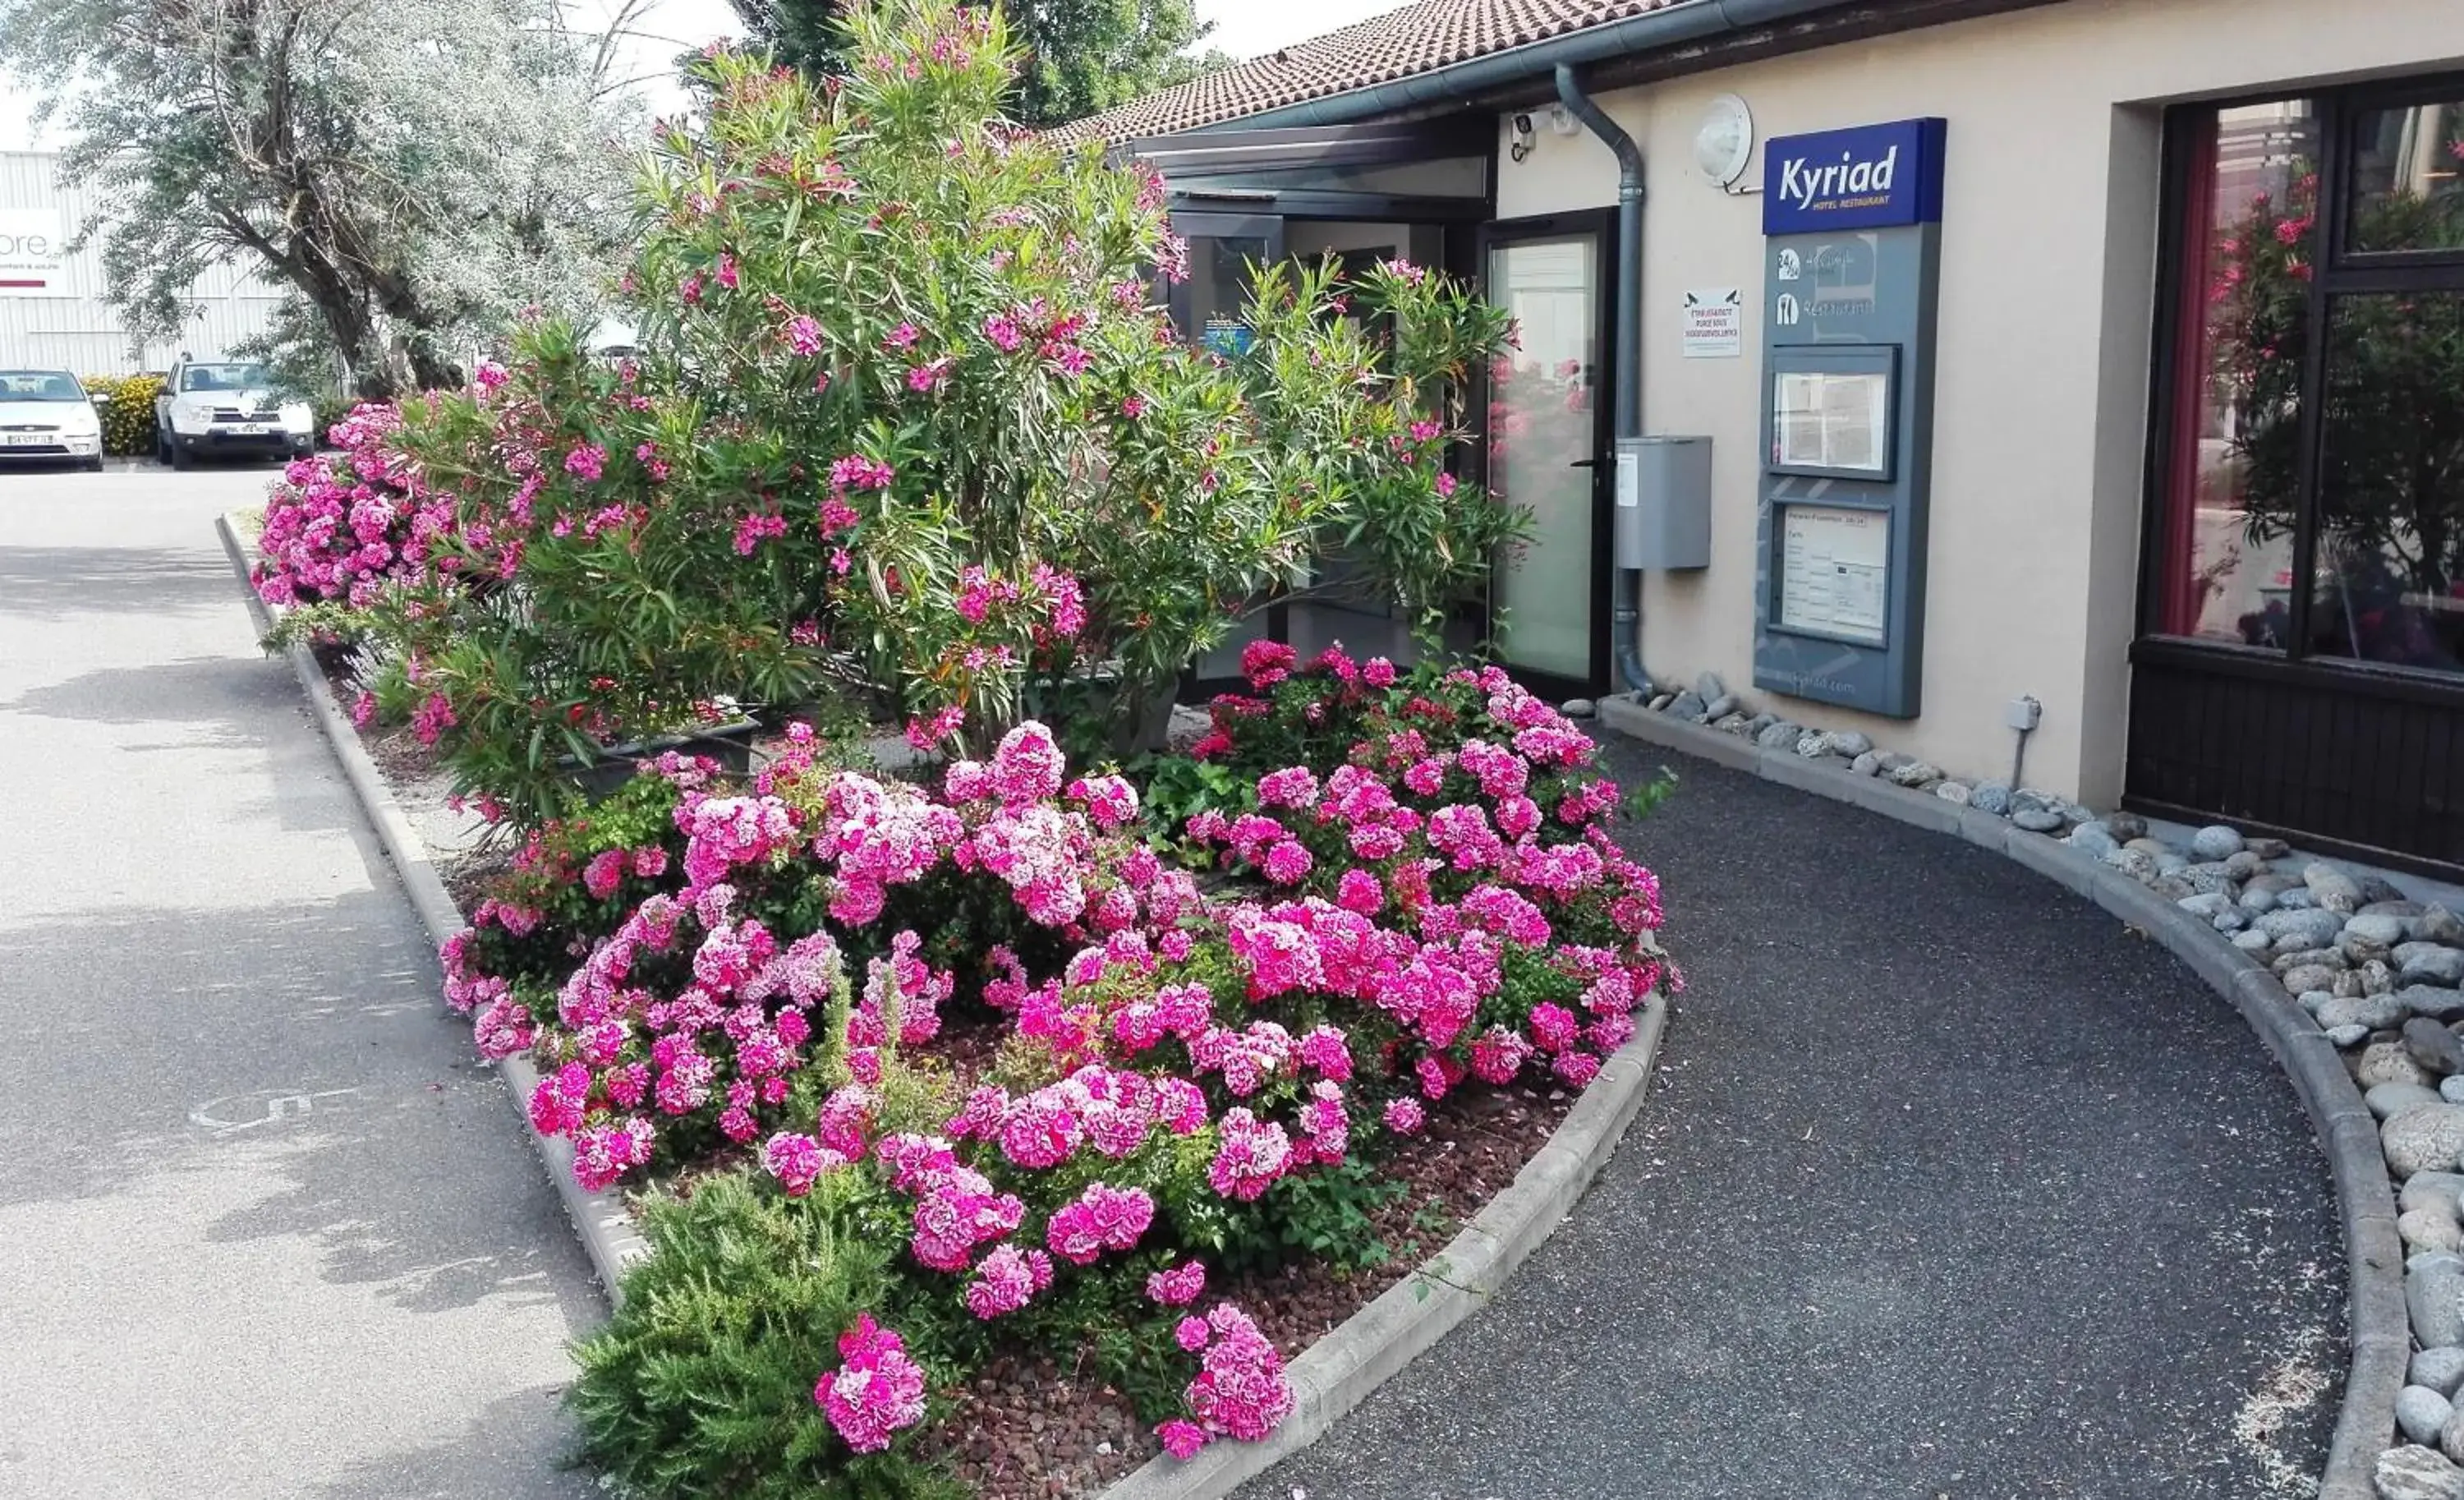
[
  {"x1": 0, "y1": 369, "x2": 106, "y2": 470},
  {"x1": 154, "y1": 358, "x2": 316, "y2": 468}
]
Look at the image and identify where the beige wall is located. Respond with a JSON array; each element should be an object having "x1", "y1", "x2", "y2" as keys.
[{"x1": 1492, "y1": 0, "x2": 2464, "y2": 803}]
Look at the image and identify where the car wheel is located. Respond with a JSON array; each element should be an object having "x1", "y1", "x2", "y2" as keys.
[
  {"x1": 169, "y1": 438, "x2": 194, "y2": 471},
  {"x1": 83, "y1": 455, "x2": 103, "y2": 472}
]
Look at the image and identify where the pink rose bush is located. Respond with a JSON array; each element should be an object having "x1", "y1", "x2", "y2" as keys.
[{"x1": 453, "y1": 671, "x2": 1669, "y2": 1486}]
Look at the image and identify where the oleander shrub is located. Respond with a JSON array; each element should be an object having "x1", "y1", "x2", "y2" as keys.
[{"x1": 329, "y1": 0, "x2": 1523, "y2": 826}]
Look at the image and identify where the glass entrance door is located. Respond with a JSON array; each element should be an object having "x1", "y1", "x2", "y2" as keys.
[{"x1": 1484, "y1": 223, "x2": 1608, "y2": 692}]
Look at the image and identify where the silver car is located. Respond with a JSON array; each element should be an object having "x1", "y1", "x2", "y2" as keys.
[{"x1": 0, "y1": 369, "x2": 106, "y2": 471}]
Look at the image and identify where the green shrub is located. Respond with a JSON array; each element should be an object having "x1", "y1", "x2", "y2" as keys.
[
  {"x1": 569, "y1": 1171, "x2": 960, "y2": 1500},
  {"x1": 80, "y1": 373, "x2": 162, "y2": 456}
]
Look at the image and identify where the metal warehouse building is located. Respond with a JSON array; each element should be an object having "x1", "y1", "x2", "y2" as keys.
[{"x1": 0, "y1": 150, "x2": 284, "y2": 375}]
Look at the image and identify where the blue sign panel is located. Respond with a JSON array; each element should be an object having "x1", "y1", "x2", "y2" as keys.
[{"x1": 1761, "y1": 117, "x2": 1947, "y2": 236}]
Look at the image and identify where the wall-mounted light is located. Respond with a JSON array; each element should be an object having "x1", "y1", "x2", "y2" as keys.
[
  {"x1": 1694, "y1": 93, "x2": 1757, "y2": 192},
  {"x1": 1509, "y1": 112, "x2": 1536, "y2": 163},
  {"x1": 1547, "y1": 103, "x2": 1583, "y2": 137}
]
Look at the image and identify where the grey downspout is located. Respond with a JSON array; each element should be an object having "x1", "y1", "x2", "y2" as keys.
[{"x1": 1552, "y1": 64, "x2": 1653, "y2": 697}]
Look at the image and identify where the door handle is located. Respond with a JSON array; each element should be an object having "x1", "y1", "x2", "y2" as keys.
[{"x1": 1568, "y1": 458, "x2": 1602, "y2": 469}]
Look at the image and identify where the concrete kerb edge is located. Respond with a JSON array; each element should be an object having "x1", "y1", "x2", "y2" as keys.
[
  {"x1": 1595, "y1": 691, "x2": 2403, "y2": 1500},
  {"x1": 214, "y1": 513, "x2": 648, "y2": 1303},
  {"x1": 1093, "y1": 997, "x2": 1669, "y2": 1500},
  {"x1": 216, "y1": 511, "x2": 1680, "y2": 1488}
]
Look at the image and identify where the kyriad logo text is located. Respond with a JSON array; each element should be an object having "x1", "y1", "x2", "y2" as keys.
[{"x1": 1762, "y1": 118, "x2": 1947, "y2": 237}]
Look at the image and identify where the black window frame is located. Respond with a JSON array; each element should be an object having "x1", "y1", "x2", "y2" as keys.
[{"x1": 2138, "y1": 73, "x2": 2464, "y2": 694}]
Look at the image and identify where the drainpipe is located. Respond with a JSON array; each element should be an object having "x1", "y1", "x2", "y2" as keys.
[{"x1": 1553, "y1": 64, "x2": 1653, "y2": 697}]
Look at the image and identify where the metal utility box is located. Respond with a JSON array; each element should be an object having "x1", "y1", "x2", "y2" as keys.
[{"x1": 1615, "y1": 435, "x2": 1712, "y2": 571}]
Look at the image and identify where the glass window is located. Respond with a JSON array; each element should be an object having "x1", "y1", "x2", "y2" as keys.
[
  {"x1": 2151, "y1": 102, "x2": 2316, "y2": 647},
  {"x1": 2306, "y1": 290, "x2": 2464, "y2": 669},
  {"x1": 2347, "y1": 99, "x2": 2464, "y2": 253}
]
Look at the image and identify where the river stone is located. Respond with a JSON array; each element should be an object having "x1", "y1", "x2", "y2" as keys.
[
  {"x1": 2274, "y1": 946, "x2": 2350, "y2": 975},
  {"x1": 2371, "y1": 900, "x2": 2433, "y2": 922},
  {"x1": 2347, "y1": 931, "x2": 2399, "y2": 965},
  {"x1": 1648, "y1": 693, "x2": 1674, "y2": 711},
  {"x1": 2240, "y1": 887, "x2": 2282, "y2": 915},
  {"x1": 2380, "y1": 1082, "x2": 2454, "y2": 1119},
  {"x1": 1936, "y1": 780, "x2": 1974, "y2": 807},
  {"x1": 2380, "y1": 1444, "x2": 2464, "y2": 1500},
  {"x1": 2367, "y1": 873, "x2": 2415, "y2": 905},
  {"x1": 2411, "y1": 1389, "x2": 2464, "y2": 1448},
  {"x1": 2327, "y1": 992, "x2": 2408, "y2": 1032},
  {"x1": 2104, "y1": 812, "x2": 2149, "y2": 841},
  {"x1": 2389, "y1": 1107, "x2": 2464, "y2": 1177},
  {"x1": 1694, "y1": 692, "x2": 1734, "y2": 720},
  {"x1": 1710, "y1": 714, "x2": 1749, "y2": 734},
  {"x1": 2403, "y1": 947, "x2": 2464, "y2": 988},
  {"x1": 2411, "y1": 1388, "x2": 2464, "y2": 1447},
  {"x1": 2421, "y1": 1348, "x2": 2464, "y2": 1398},
  {"x1": 2284, "y1": 963, "x2": 2347, "y2": 998},
  {"x1": 2367, "y1": 1043, "x2": 2439, "y2": 1088},
  {"x1": 2014, "y1": 808, "x2": 2064, "y2": 833},
  {"x1": 2245, "y1": 835, "x2": 2290, "y2": 858},
  {"x1": 1970, "y1": 780, "x2": 2013, "y2": 817},
  {"x1": 2409, "y1": 988, "x2": 2464, "y2": 1024},
  {"x1": 1795, "y1": 731, "x2": 1827, "y2": 757},
  {"x1": 2150, "y1": 875, "x2": 2196, "y2": 901},
  {"x1": 2413, "y1": 1018, "x2": 2464, "y2": 1077},
  {"x1": 2256, "y1": 907, "x2": 2348, "y2": 948},
  {"x1": 2447, "y1": 1076, "x2": 2464, "y2": 1105},
  {"x1": 2416, "y1": 1253, "x2": 2464, "y2": 1346},
  {"x1": 1887, "y1": 760, "x2": 1942, "y2": 789},
  {"x1": 1756, "y1": 720, "x2": 1803, "y2": 750},
  {"x1": 2068, "y1": 824, "x2": 2120, "y2": 858},
  {"x1": 2447, "y1": 1410, "x2": 2464, "y2": 1470},
  {"x1": 2374, "y1": 959, "x2": 2405, "y2": 995},
  {"x1": 2404, "y1": 1172, "x2": 2464, "y2": 1218},
  {"x1": 2425, "y1": 909, "x2": 2464, "y2": 946},
  {"x1": 1666, "y1": 690, "x2": 1707, "y2": 720},
  {"x1": 1744, "y1": 712, "x2": 1778, "y2": 737},
  {"x1": 1823, "y1": 729, "x2": 1872, "y2": 758},
  {"x1": 1694, "y1": 670, "x2": 1726, "y2": 702},
  {"x1": 2187, "y1": 825, "x2": 2244, "y2": 860},
  {"x1": 2179, "y1": 891, "x2": 2236, "y2": 920},
  {"x1": 2103, "y1": 847, "x2": 2157, "y2": 883},
  {"x1": 2331, "y1": 1023, "x2": 2374, "y2": 1048},
  {"x1": 2411, "y1": 1212, "x2": 2464, "y2": 1254},
  {"x1": 2155, "y1": 854, "x2": 2193, "y2": 879},
  {"x1": 2305, "y1": 862, "x2": 2365, "y2": 914},
  {"x1": 2177, "y1": 865, "x2": 2234, "y2": 898},
  {"x1": 2278, "y1": 886, "x2": 2323, "y2": 910},
  {"x1": 1844, "y1": 751, "x2": 1878, "y2": 776},
  {"x1": 2123, "y1": 837, "x2": 2172, "y2": 859},
  {"x1": 2353, "y1": 912, "x2": 2413, "y2": 942},
  {"x1": 2233, "y1": 927, "x2": 2278, "y2": 954}
]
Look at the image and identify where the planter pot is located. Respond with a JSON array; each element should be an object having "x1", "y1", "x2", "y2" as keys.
[{"x1": 561, "y1": 717, "x2": 760, "y2": 802}]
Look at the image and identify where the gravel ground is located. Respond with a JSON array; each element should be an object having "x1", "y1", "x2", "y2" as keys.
[
  {"x1": 0, "y1": 469, "x2": 600, "y2": 1499},
  {"x1": 1233, "y1": 743, "x2": 2345, "y2": 1500}
]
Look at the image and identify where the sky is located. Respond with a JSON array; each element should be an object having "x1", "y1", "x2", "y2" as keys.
[{"x1": 0, "y1": 0, "x2": 1412, "y2": 153}]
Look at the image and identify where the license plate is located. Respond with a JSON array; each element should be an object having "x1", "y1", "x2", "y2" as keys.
[
  {"x1": 225, "y1": 423, "x2": 269, "y2": 435},
  {"x1": 2, "y1": 433, "x2": 47, "y2": 447}
]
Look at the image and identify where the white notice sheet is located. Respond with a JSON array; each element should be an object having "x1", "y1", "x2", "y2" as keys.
[{"x1": 1779, "y1": 504, "x2": 1889, "y2": 643}]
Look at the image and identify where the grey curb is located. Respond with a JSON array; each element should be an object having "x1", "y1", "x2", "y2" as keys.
[
  {"x1": 214, "y1": 513, "x2": 648, "y2": 1302},
  {"x1": 1598, "y1": 693, "x2": 2401, "y2": 1500},
  {"x1": 1093, "y1": 998, "x2": 1668, "y2": 1500},
  {"x1": 216, "y1": 511, "x2": 1680, "y2": 1484}
]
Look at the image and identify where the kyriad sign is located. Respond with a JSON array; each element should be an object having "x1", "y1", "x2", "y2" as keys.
[
  {"x1": 1762, "y1": 118, "x2": 1947, "y2": 236},
  {"x1": 0, "y1": 209, "x2": 68, "y2": 297}
]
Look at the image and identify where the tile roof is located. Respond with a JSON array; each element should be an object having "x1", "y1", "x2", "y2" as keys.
[{"x1": 1050, "y1": 0, "x2": 1688, "y2": 145}]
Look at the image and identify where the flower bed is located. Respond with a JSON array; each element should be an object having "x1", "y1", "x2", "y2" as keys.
[{"x1": 419, "y1": 643, "x2": 1673, "y2": 1498}]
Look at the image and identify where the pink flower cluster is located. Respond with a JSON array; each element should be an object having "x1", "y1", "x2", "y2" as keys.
[
  {"x1": 1162, "y1": 1304, "x2": 1295, "y2": 1458},
  {"x1": 816, "y1": 1314, "x2": 927, "y2": 1453},
  {"x1": 253, "y1": 404, "x2": 457, "y2": 608}
]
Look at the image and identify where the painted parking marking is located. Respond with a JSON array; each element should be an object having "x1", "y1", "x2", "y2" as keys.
[{"x1": 188, "y1": 1087, "x2": 360, "y2": 1135}]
